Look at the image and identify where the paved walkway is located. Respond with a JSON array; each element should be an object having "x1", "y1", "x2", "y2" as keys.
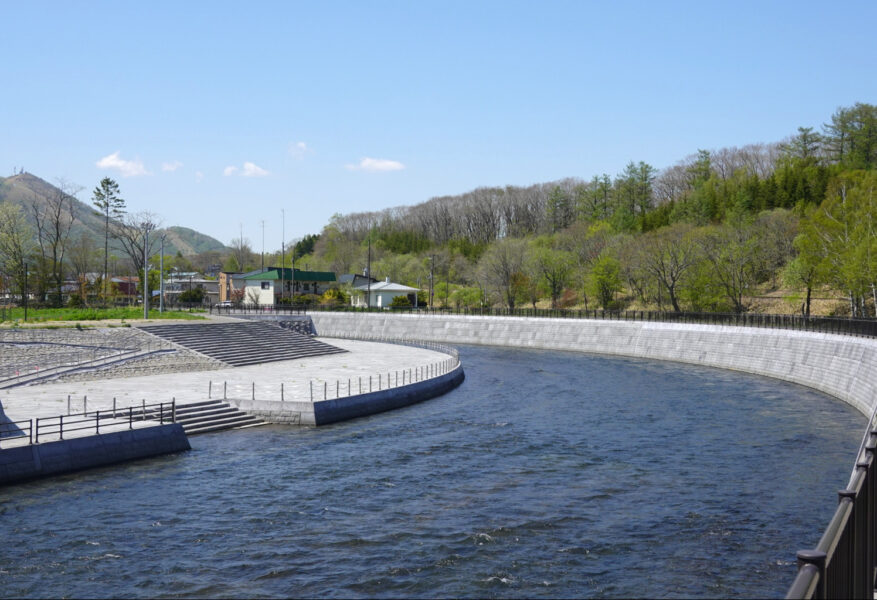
[{"x1": 0, "y1": 338, "x2": 451, "y2": 423}]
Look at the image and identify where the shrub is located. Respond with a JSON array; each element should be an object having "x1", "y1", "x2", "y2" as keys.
[
  {"x1": 179, "y1": 287, "x2": 205, "y2": 303},
  {"x1": 321, "y1": 288, "x2": 349, "y2": 305},
  {"x1": 67, "y1": 293, "x2": 85, "y2": 308},
  {"x1": 390, "y1": 295, "x2": 411, "y2": 308}
]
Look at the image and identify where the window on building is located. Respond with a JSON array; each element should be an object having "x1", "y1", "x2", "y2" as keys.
[{"x1": 261, "y1": 281, "x2": 270, "y2": 290}]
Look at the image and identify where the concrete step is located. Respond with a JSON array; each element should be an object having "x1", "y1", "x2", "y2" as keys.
[
  {"x1": 137, "y1": 322, "x2": 346, "y2": 367},
  {"x1": 175, "y1": 400, "x2": 226, "y2": 412},
  {"x1": 169, "y1": 399, "x2": 265, "y2": 436},
  {"x1": 184, "y1": 415, "x2": 264, "y2": 436},
  {"x1": 176, "y1": 408, "x2": 241, "y2": 426}
]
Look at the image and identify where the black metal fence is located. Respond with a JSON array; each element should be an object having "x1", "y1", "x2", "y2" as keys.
[
  {"x1": 787, "y1": 407, "x2": 877, "y2": 599},
  {"x1": 0, "y1": 400, "x2": 177, "y2": 448},
  {"x1": 209, "y1": 304, "x2": 877, "y2": 339}
]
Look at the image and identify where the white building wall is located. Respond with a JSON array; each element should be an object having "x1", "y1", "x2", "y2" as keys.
[{"x1": 245, "y1": 281, "x2": 275, "y2": 305}]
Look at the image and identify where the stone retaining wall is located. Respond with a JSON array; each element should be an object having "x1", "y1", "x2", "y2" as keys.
[
  {"x1": 310, "y1": 312, "x2": 877, "y2": 417},
  {"x1": 0, "y1": 423, "x2": 191, "y2": 485}
]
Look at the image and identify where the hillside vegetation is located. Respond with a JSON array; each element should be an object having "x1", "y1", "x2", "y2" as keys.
[
  {"x1": 0, "y1": 173, "x2": 229, "y2": 307},
  {"x1": 0, "y1": 173, "x2": 228, "y2": 258},
  {"x1": 279, "y1": 102, "x2": 877, "y2": 317}
]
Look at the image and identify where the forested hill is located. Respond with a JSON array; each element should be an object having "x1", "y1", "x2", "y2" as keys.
[
  {"x1": 0, "y1": 173, "x2": 228, "y2": 256},
  {"x1": 301, "y1": 102, "x2": 877, "y2": 317}
]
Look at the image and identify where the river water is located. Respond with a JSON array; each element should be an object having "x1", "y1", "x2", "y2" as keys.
[{"x1": 0, "y1": 345, "x2": 864, "y2": 598}]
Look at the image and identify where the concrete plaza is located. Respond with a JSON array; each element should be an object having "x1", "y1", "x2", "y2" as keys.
[{"x1": 0, "y1": 338, "x2": 451, "y2": 424}]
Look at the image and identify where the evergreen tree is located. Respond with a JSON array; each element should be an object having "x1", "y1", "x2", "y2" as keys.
[{"x1": 92, "y1": 178, "x2": 126, "y2": 299}]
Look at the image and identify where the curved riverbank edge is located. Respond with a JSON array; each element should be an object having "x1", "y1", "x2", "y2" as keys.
[
  {"x1": 309, "y1": 312, "x2": 877, "y2": 418},
  {"x1": 232, "y1": 362, "x2": 465, "y2": 426},
  {"x1": 0, "y1": 423, "x2": 190, "y2": 486}
]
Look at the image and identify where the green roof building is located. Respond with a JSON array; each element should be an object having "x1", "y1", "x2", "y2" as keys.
[{"x1": 241, "y1": 268, "x2": 336, "y2": 305}]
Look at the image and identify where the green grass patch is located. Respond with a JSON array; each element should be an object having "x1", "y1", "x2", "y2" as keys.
[{"x1": 0, "y1": 306, "x2": 205, "y2": 323}]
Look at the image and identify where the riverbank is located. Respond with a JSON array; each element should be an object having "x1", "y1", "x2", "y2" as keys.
[{"x1": 309, "y1": 312, "x2": 877, "y2": 417}]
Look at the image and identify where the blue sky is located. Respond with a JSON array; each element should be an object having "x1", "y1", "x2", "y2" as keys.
[{"x1": 2, "y1": 0, "x2": 875, "y2": 251}]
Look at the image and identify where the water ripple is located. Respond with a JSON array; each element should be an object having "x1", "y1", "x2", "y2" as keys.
[{"x1": 0, "y1": 345, "x2": 863, "y2": 598}]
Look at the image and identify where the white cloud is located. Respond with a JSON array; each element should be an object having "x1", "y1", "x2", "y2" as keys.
[
  {"x1": 195, "y1": 171, "x2": 204, "y2": 182},
  {"x1": 346, "y1": 157, "x2": 405, "y2": 172},
  {"x1": 289, "y1": 141, "x2": 309, "y2": 159},
  {"x1": 162, "y1": 161, "x2": 183, "y2": 172},
  {"x1": 223, "y1": 162, "x2": 269, "y2": 177},
  {"x1": 95, "y1": 152, "x2": 150, "y2": 177},
  {"x1": 241, "y1": 162, "x2": 269, "y2": 177}
]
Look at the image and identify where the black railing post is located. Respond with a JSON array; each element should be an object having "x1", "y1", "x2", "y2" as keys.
[
  {"x1": 839, "y1": 488, "x2": 862, "y2": 598},
  {"x1": 796, "y1": 550, "x2": 827, "y2": 600}
]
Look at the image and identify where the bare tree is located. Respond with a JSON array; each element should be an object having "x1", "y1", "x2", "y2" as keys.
[
  {"x1": 0, "y1": 203, "x2": 38, "y2": 302},
  {"x1": 477, "y1": 237, "x2": 528, "y2": 310},
  {"x1": 636, "y1": 224, "x2": 699, "y2": 312},
  {"x1": 68, "y1": 231, "x2": 100, "y2": 303},
  {"x1": 31, "y1": 179, "x2": 81, "y2": 306},
  {"x1": 113, "y1": 212, "x2": 161, "y2": 295}
]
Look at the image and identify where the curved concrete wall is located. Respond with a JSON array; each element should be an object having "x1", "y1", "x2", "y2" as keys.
[
  {"x1": 310, "y1": 312, "x2": 877, "y2": 417},
  {"x1": 234, "y1": 364, "x2": 465, "y2": 426}
]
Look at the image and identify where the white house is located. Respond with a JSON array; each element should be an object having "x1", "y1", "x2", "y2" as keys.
[{"x1": 351, "y1": 279, "x2": 420, "y2": 308}]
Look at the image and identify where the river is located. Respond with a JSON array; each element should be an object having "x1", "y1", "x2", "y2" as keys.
[{"x1": 0, "y1": 344, "x2": 863, "y2": 598}]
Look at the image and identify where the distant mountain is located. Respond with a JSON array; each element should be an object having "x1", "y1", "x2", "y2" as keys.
[{"x1": 0, "y1": 172, "x2": 229, "y2": 256}]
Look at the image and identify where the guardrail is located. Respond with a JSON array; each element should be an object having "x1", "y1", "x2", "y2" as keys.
[
  {"x1": 0, "y1": 400, "x2": 177, "y2": 448},
  {"x1": 209, "y1": 304, "x2": 877, "y2": 339},
  {"x1": 787, "y1": 405, "x2": 877, "y2": 599}
]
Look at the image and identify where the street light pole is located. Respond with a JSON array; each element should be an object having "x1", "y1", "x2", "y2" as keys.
[
  {"x1": 23, "y1": 262, "x2": 27, "y2": 322},
  {"x1": 143, "y1": 227, "x2": 149, "y2": 320},
  {"x1": 159, "y1": 236, "x2": 164, "y2": 314},
  {"x1": 281, "y1": 209, "x2": 285, "y2": 302}
]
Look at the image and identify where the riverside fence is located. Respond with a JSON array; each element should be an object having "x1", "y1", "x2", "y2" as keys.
[
  {"x1": 0, "y1": 400, "x2": 177, "y2": 448},
  {"x1": 209, "y1": 304, "x2": 877, "y2": 339},
  {"x1": 205, "y1": 337, "x2": 461, "y2": 403},
  {"x1": 787, "y1": 403, "x2": 877, "y2": 599}
]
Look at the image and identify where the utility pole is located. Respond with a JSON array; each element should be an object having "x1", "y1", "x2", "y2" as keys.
[
  {"x1": 260, "y1": 220, "x2": 265, "y2": 272},
  {"x1": 23, "y1": 262, "x2": 27, "y2": 322},
  {"x1": 143, "y1": 227, "x2": 149, "y2": 320},
  {"x1": 366, "y1": 232, "x2": 372, "y2": 309},
  {"x1": 429, "y1": 254, "x2": 435, "y2": 309},
  {"x1": 281, "y1": 209, "x2": 285, "y2": 302},
  {"x1": 159, "y1": 236, "x2": 164, "y2": 313}
]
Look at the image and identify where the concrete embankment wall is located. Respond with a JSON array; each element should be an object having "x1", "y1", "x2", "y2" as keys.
[
  {"x1": 233, "y1": 365, "x2": 465, "y2": 426},
  {"x1": 0, "y1": 424, "x2": 191, "y2": 485},
  {"x1": 310, "y1": 312, "x2": 877, "y2": 417}
]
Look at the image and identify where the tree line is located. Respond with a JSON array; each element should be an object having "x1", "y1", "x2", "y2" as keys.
[
  {"x1": 296, "y1": 102, "x2": 877, "y2": 316},
  {"x1": 2, "y1": 102, "x2": 875, "y2": 315}
]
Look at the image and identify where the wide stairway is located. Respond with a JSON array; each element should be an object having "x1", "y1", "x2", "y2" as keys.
[
  {"x1": 174, "y1": 400, "x2": 264, "y2": 435},
  {"x1": 137, "y1": 321, "x2": 346, "y2": 367}
]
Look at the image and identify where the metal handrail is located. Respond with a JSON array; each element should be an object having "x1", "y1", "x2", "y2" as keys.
[
  {"x1": 788, "y1": 422, "x2": 877, "y2": 598},
  {"x1": 0, "y1": 400, "x2": 176, "y2": 448}
]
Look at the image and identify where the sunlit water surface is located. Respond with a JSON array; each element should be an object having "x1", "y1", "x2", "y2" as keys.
[{"x1": 0, "y1": 345, "x2": 864, "y2": 598}]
